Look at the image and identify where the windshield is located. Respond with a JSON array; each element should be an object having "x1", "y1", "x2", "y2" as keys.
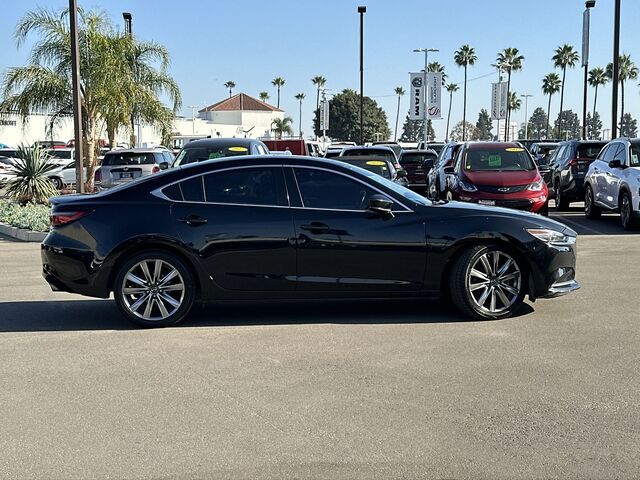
[
  {"x1": 577, "y1": 143, "x2": 606, "y2": 159},
  {"x1": 463, "y1": 147, "x2": 535, "y2": 171},
  {"x1": 173, "y1": 145, "x2": 251, "y2": 167},
  {"x1": 102, "y1": 152, "x2": 156, "y2": 166},
  {"x1": 339, "y1": 158, "x2": 393, "y2": 179}
]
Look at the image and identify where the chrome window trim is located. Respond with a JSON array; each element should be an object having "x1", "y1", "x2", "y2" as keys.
[
  {"x1": 151, "y1": 163, "x2": 414, "y2": 212},
  {"x1": 287, "y1": 164, "x2": 413, "y2": 212}
]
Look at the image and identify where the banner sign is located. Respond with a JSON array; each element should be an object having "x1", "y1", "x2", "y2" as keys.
[
  {"x1": 491, "y1": 81, "x2": 508, "y2": 120},
  {"x1": 320, "y1": 100, "x2": 329, "y2": 130},
  {"x1": 409, "y1": 73, "x2": 424, "y2": 120},
  {"x1": 581, "y1": 9, "x2": 590, "y2": 67},
  {"x1": 426, "y1": 72, "x2": 443, "y2": 119}
]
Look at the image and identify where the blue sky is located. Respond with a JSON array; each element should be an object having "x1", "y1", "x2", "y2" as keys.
[{"x1": 1, "y1": 0, "x2": 640, "y2": 140}]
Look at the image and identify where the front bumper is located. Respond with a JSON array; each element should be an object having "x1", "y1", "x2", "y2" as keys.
[{"x1": 540, "y1": 279, "x2": 581, "y2": 298}]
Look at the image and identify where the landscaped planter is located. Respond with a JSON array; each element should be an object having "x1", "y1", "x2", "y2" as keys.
[{"x1": 0, "y1": 221, "x2": 47, "y2": 242}]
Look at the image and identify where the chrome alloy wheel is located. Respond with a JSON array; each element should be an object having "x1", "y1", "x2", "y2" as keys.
[
  {"x1": 120, "y1": 259, "x2": 185, "y2": 321},
  {"x1": 466, "y1": 250, "x2": 522, "y2": 315}
]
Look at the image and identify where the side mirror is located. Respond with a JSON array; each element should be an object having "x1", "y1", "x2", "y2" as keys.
[
  {"x1": 608, "y1": 159, "x2": 624, "y2": 169},
  {"x1": 367, "y1": 194, "x2": 394, "y2": 218},
  {"x1": 159, "y1": 162, "x2": 169, "y2": 170},
  {"x1": 396, "y1": 168, "x2": 408, "y2": 178},
  {"x1": 443, "y1": 166, "x2": 455, "y2": 175}
]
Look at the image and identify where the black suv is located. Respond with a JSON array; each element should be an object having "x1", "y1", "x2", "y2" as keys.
[{"x1": 549, "y1": 140, "x2": 606, "y2": 210}]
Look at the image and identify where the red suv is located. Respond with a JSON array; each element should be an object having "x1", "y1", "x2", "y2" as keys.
[{"x1": 444, "y1": 142, "x2": 549, "y2": 215}]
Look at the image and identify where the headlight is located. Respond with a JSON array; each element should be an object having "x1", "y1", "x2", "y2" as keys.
[
  {"x1": 526, "y1": 228, "x2": 576, "y2": 246},
  {"x1": 527, "y1": 177, "x2": 544, "y2": 191},
  {"x1": 459, "y1": 180, "x2": 477, "y2": 192}
]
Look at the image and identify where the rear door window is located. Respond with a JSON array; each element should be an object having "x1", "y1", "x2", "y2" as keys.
[
  {"x1": 179, "y1": 176, "x2": 205, "y2": 202},
  {"x1": 203, "y1": 167, "x2": 287, "y2": 206},
  {"x1": 577, "y1": 143, "x2": 606, "y2": 159}
]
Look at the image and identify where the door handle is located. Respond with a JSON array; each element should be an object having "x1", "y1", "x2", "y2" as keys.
[
  {"x1": 300, "y1": 222, "x2": 329, "y2": 234},
  {"x1": 178, "y1": 215, "x2": 208, "y2": 226}
]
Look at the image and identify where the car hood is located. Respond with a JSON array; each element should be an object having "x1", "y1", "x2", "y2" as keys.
[
  {"x1": 462, "y1": 169, "x2": 538, "y2": 186},
  {"x1": 431, "y1": 200, "x2": 576, "y2": 235}
]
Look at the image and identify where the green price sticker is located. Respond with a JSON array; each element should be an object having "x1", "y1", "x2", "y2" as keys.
[{"x1": 488, "y1": 155, "x2": 502, "y2": 167}]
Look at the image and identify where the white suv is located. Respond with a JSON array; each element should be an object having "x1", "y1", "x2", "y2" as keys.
[{"x1": 584, "y1": 138, "x2": 640, "y2": 230}]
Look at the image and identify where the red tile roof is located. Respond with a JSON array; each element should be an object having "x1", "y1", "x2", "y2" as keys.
[{"x1": 199, "y1": 93, "x2": 283, "y2": 113}]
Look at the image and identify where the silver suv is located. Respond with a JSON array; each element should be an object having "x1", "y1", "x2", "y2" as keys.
[
  {"x1": 584, "y1": 138, "x2": 640, "y2": 230},
  {"x1": 95, "y1": 148, "x2": 174, "y2": 189}
]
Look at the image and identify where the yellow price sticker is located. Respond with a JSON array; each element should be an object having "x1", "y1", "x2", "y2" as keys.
[
  {"x1": 505, "y1": 147, "x2": 524, "y2": 152},
  {"x1": 366, "y1": 160, "x2": 386, "y2": 166},
  {"x1": 228, "y1": 146, "x2": 248, "y2": 152}
]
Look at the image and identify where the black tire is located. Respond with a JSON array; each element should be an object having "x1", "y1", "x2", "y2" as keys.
[
  {"x1": 448, "y1": 244, "x2": 526, "y2": 320},
  {"x1": 619, "y1": 191, "x2": 638, "y2": 230},
  {"x1": 114, "y1": 250, "x2": 196, "y2": 327},
  {"x1": 584, "y1": 185, "x2": 602, "y2": 219},
  {"x1": 555, "y1": 182, "x2": 570, "y2": 211},
  {"x1": 50, "y1": 177, "x2": 63, "y2": 190}
]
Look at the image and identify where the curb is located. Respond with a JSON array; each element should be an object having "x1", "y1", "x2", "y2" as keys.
[{"x1": 0, "y1": 222, "x2": 47, "y2": 242}]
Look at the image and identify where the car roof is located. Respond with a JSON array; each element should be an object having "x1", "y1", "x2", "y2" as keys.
[
  {"x1": 183, "y1": 138, "x2": 259, "y2": 148},
  {"x1": 104, "y1": 148, "x2": 168, "y2": 154},
  {"x1": 400, "y1": 149, "x2": 437, "y2": 155},
  {"x1": 464, "y1": 142, "x2": 523, "y2": 149}
]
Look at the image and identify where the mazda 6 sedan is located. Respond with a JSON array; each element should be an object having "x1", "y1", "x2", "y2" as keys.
[{"x1": 42, "y1": 156, "x2": 580, "y2": 327}]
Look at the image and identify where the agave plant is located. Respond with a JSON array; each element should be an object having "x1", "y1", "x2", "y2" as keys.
[{"x1": 6, "y1": 145, "x2": 59, "y2": 204}]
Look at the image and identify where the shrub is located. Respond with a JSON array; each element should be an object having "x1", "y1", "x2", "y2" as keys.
[
  {"x1": 0, "y1": 200, "x2": 50, "y2": 232},
  {"x1": 6, "y1": 145, "x2": 58, "y2": 204}
]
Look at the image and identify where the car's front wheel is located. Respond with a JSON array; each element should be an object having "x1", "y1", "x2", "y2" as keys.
[
  {"x1": 620, "y1": 191, "x2": 638, "y2": 230},
  {"x1": 114, "y1": 251, "x2": 196, "y2": 327},
  {"x1": 555, "y1": 182, "x2": 570, "y2": 211},
  {"x1": 50, "y1": 177, "x2": 63, "y2": 190},
  {"x1": 449, "y1": 245, "x2": 526, "y2": 320}
]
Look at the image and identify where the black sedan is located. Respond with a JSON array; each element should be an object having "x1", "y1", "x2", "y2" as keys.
[{"x1": 42, "y1": 156, "x2": 580, "y2": 327}]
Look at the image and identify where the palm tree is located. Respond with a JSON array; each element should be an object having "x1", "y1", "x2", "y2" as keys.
[
  {"x1": 224, "y1": 81, "x2": 236, "y2": 97},
  {"x1": 587, "y1": 67, "x2": 608, "y2": 134},
  {"x1": 496, "y1": 47, "x2": 524, "y2": 140},
  {"x1": 271, "y1": 77, "x2": 286, "y2": 108},
  {"x1": 393, "y1": 86, "x2": 405, "y2": 141},
  {"x1": 444, "y1": 83, "x2": 459, "y2": 141},
  {"x1": 508, "y1": 92, "x2": 522, "y2": 139},
  {"x1": 0, "y1": 8, "x2": 181, "y2": 190},
  {"x1": 427, "y1": 62, "x2": 447, "y2": 85},
  {"x1": 311, "y1": 75, "x2": 326, "y2": 124},
  {"x1": 552, "y1": 44, "x2": 580, "y2": 136},
  {"x1": 271, "y1": 116, "x2": 293, "y2": 139},
  {"x1": 454, "y1": 45, "x2": 477, "y2": 141},
  {"x1": 294, "y1": 93, "x2": 305, "y2": 138},
  {"x1": 542, "y1": 73, "x2": 562, "y2": 139},
  {"x1": 259, "y1": 91, "x2": 270, "y2": 103},
  {"x1": 606, "y1": 54, "x2": 639, "y2": 127}
]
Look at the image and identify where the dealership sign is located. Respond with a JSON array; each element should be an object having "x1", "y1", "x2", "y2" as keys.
[
  {"x1": 491, "y1": 81, "x2": 508, "y2": 120},
  {"x1": 409, "y1": 73, "x2": 424, "y2": 120},
  {"x1": 426, "y1": 72, "x2": 442, "y2": 119}
]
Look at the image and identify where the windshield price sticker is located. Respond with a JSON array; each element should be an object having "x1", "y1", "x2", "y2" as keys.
[{"x1": 488, "y1": 155, "x2": 502, "y2": 167}]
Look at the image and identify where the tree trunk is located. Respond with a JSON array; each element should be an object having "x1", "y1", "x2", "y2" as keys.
[
  {"x1": 558, "y1": 67, "x2": 566, "y2": 137},
  {"x1": 592, "y1": 84, "x2": 598, "y2": 121},
  {"x1": 462, "y1": 65, "x2": 468, "y2": 141},
  {"x1": 316, "y1": 88, "x2": 320, "y2": 137},
  {"x1": 547, "y1": 94, "x2": 552, "y2": 140},
  {"x1": 277, "y1": 88, "x2": 281, "y2": 108},
  {"x1": 505, "y1": 70, "x2": 512, "y2": 141},
  {"x1": 446, "y1": 92, "x2": 453, "y2": 142},
  {"x1": 106, "y1": 123, "x2": 115, "y2": 151},
  {"x1": 394, "y1": 95, "x2": 400, "y2": 141},
  {"x1": 620, "y1": 80, "x2": 625, "y2": 130}
]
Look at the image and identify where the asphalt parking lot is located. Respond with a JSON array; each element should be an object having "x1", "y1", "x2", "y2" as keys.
[{"x1": 0, "y1": 206, "x2": 638, "y2": 479}]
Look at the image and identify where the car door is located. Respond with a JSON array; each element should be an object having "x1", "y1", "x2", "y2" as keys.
[
  {"x1": 166, "y1": 166, "x2": 297, "y2": 292},
  {"x1": 286, "y1": 166, "x2": 426, "y2": 292},
  {"x1": 605, "y1": 144, "x2": 626, "y2": 208},
  {"x1": 589, "y1": 145, "x2": 611, "y2": 205}
]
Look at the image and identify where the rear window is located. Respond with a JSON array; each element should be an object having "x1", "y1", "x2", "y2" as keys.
[
  {"x1": 463, "y1": 147, "x2": 535, "y2": 171},
  {"x1": 173, "y1": 145, "x2": 251, "y2": 167},
  {"x1": 102, "y1": 152, "x2": 156, "y2": 166},
  {"x1": 401, "y1": 152, "x2": 437, "y2": 165},
  {"x1": 344, "y1": 149, "x2": 396, "y2": 163},
  {"x1": 576, "y1": 143, "x2": 606, "y2": 159},
  {"x1": 46, "y1": 150, "x2": 73, "y2": 160}
]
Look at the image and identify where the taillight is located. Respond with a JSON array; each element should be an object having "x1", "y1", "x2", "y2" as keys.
[
  {"x1": 568, "y1": 158, "x2": 577, "y2": 168},
  {"x1": 152, "y1": 165, "x2": 161, "y2": 173},
  {"x1": 94, "y1": 168, "x2": 101, "y2": 182},
  {"x1": 50, "y1": 211, "x2": 90, "y2": 227}
]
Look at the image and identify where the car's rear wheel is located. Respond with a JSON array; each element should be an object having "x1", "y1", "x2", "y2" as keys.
[
  {"x1": 555, "y1": 182, "x2": 570, "y2": 211},
  {"x1": 584, "y1": 185, "x2": 601, "y2": 219},
  {"x1": 114, "y1": 251, "x2": 195, "y2": 327},
  {"x1": 50, "y1": 177, "x2": 63, "y2": 190},
  {"x1": 620, "y1": 191, "x2": 638, "y2": 230},
  {"x1": 449, "y1": 245, "x2": 526, "y2": 320}
]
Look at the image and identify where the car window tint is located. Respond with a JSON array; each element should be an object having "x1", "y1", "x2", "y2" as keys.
[
  {"x1": 577, "y1": 143, "x2": 607, "y2": 159},
  {"x1": 294, "y1": 168, "x2": 377, "y2": 210},
  {"x1": 102, "y1": 152, "x2": 155, "y2": 166},
  {"x1": 203, "y1": 167, "x2": 286, "y2": 206},
  {"x1": 601, "y1": 144, "x2": 617, "y2": 163},
  {"x1": 162, "y1": 183, "x2": 183, "y2": 201},
  {"x1": 179, "y1": 176, "x2": 205, "y2": 202}
]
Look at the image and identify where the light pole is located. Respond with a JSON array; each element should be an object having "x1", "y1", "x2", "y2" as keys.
[
  {"x1": 520, "y1": 94, "x2": 533, "y2": 140},
  {"x1": 413, "y1": 48, "x2": 439, "y2": 147},
  {"x1": 69, "y1": 0, "x2": 84, "y2": 193},
  {"x1": 611, "y1": 0, "x2": 620, "y2": 139},
  {"x1": 582, "y1": 1, "x2": 596, "y2": 139},
  {"x1": 358, "y1": 6, "x2": 366, "y2": 145},
  {"x1": 187, "y1": 105, "x2": 197, "y2": 135}
]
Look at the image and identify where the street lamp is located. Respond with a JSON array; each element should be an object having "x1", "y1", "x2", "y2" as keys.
[
  {"x1": 358, "y1": 6, "x2": 366, "y2": 145},
  {"x1": 611, "y1": 0, "x2": 620, "y2": 139},
  {"x1": 582, "y1": 1, "x2": 595, "y2": 139},
  {"x1": 122, "y1": 12, "x2": 132, "y2": 35},
  {"x1": 413, "y1": 48, "x2": 439, "y2": 147},
  {"x1": 520, "y1": 94, "x2": 533, "y2": 140},
  {"x1": 187, "y1": 105, "x2": 198, "y2": 135}
]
